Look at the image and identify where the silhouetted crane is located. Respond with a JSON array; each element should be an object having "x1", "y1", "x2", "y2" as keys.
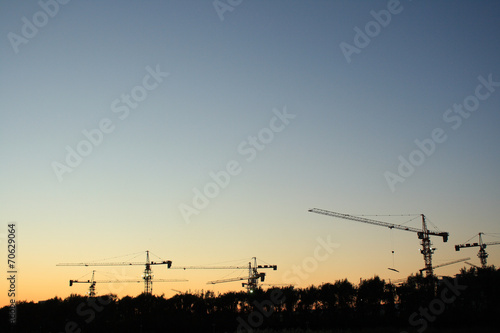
[
  {"x1": 69, "y1": 270, "x2": 186, "y2": 296},
  {"x1": 58, "y1": 251, "x2": 176, "y2": 294},
  {"x1": 206, "y1": 257, "x2": 277, "y2": 293},
  {"x1": 171, "y1": 257, "x2": 277, "y2": 293},
  {"x1": 455, "y1": 233, "x2": 500, "y2": 268},
  {"x1": 309, "y1": 208, "x2": 449, "y2": 276}
]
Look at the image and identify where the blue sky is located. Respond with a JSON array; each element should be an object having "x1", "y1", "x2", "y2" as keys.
[{"x1": 1, "y1": 0, "x2": 500, "y2": 304}]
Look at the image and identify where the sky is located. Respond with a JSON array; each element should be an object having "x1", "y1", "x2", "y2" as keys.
[{"x1": 1, "y1": 0, "x2": 500, "y2": 306}]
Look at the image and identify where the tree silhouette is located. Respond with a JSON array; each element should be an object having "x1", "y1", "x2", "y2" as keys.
[{"x1": 2, "y1": 268, "x2": 500, "y2": 332}]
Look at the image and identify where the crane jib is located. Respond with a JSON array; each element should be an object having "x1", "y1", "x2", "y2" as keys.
[{"x1": 309, "y1": 208, "x2": 449, "y2": 242}]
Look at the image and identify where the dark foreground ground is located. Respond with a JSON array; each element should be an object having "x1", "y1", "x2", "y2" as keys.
[
  {"x1": 244, "y1": 329, "x2": 499, "y2": 333},
  {"x1": 2, "y1": 267, "x2": 499, "y2": 332},
  {"x1": 233, "y1": 323, "x2": 499, "y2": 333}
]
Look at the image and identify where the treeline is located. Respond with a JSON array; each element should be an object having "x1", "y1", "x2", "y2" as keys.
[{"x1": 2, "y1": 266, "x2": 499, "y2": 332}]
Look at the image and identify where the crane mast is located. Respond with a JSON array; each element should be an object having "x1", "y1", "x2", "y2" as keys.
[
  {"x1": 144, "y1": 250, "x2": 153, "y2": 294},
  {"x1": 308, "y1": 208, "x2": 449, "y2": 277},
  {"x1": 420, "y1": 214, "x2": 433, "y2": 276}
]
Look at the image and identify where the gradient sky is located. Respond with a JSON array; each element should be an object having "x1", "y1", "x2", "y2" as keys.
[{"x1": 1, "y1": 0, "x2": 500, "y2": 306}]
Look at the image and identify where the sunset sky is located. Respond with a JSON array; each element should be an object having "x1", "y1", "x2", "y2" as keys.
[{"x1": 1, "y1": 0, "x2": 500, "y2": 306}]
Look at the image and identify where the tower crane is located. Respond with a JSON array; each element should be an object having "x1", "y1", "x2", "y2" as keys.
[
  {"x1": 171, "y1": 257, "x2": 277, "y2": 293},
  {"x1": 58, "y1": 251, "x2": 177, "y2": 294},
  {"x1": 69, "y1": 270, "x2": 186, "y2": 296},
  {"x1": 417, "y1": 257, "x2": 470, "y2": 274},
  {"x1": 455, "y1": 233, "x2": 500, "y2": 268},
  {"x1": 308, "y1": 208, "x2": 449, "y2": 277},
  {"x1": 206, "y1": 257, "x2": 277, "y2": 293}
]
